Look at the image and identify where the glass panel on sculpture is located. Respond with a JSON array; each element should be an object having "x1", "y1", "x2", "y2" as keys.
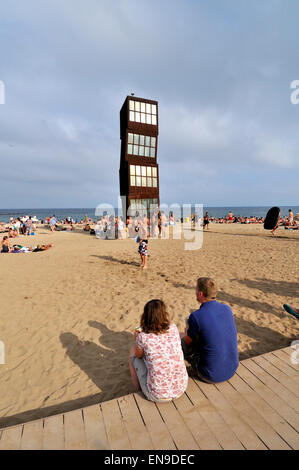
[
  {"x1": 142, "y1": 177, "x2": 146, "y2": 187},
  {"x1": 146, "y1": 113, "x2": 151, "y2": 124},
  {"x1": 152, "y1": 105, "x2": 157, "y2": 115},
  {"x1": 128, "y1": 133, "x2": 133, "y2": 143},
  {"x1": 135, "y1": 112, "x2": 140, "y2": 122},
  {"x1": 147, "y1": 166, "x2": 151, "y2": 176},
  {"x1": 146, "y1": 103, "x2": 151, "y2": 113},
  {"x1": 133, "y1": 145, "x2": 139, "y2": 155},
  {"x1": 141, "y1": 113, "x2": 146, "y2": 123},
  {"x1": 141, "y1": 166, "x2": 146, "y2": 176},
  {"x1": 130, "y1": 165, "x2": 135, "y2": 175},
  {"x1": 152, "y1": 115, "x2": 157, "y2": 125},
  {"x1": 129, "y1": 111, "x2": 135, "y2": 121},
  {"x1": 145, "y1": 136, "x2": 150, "y2": 147},
  {"x1": 150, "y1": 148, "x2": 155, "y2": 158},
  {"x1": 141, "y1": 102, "x2": 145, "y2": 113},
  {"x1": 136, "y1": 176, "x2": 141, "y2": 186},
  {"x1": 152, "y1": 167, "x2": 157, "y2": 177},
  {"x1": 129, "y1": 100, "x2": 134, "y2": 111},
  {"x1": 139, "y1": 135, "x2": 144, "y2": 145},
  {"x1": 153, "y1": 178, "x2": 157, "y2": 187},
  {"x1": 136, "y1": 165, "x2": 141, "y2": 176},
  {"x1": 139, "y1": 146, "x2": 144, "y2": 156},
  {"x1": 134, "y1": 134, "x2": 139, "y2": 144},
  {"x1": 151, "y1": 137, "x2": 156, "y2": 147},
  {"x1": 144, "y1": 147, "x2": 149, "y2": 157},
  {"x1": 135, "y1": 101, "x2": 140, "y2": 112},
  {"x1": 147, "y1": 177, "x2": 152, "y2": 187},
  {"x1": 130, "y1": 176, "x2": 135, "y2": 186},
  {"x1": 128, "y1": 144, "x2": 133, "y2": 155}
]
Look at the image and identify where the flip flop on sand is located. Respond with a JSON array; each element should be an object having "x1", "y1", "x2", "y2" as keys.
[{"x1": 283, "y1": 304, "x2": 299, "y2": 320}]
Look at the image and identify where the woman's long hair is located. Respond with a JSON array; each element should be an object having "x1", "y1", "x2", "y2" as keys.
[{"x1": 140, "y1": 299, "x2": 170, "y2": 335}]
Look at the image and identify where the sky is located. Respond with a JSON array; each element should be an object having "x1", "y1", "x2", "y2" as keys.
[{"x1": 0, "y1": 0, "x2": 299, "y2": 208}]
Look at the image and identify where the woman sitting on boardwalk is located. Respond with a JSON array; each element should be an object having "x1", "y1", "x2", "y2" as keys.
[{"x1": 129, "y1": 299, "x2": 188, "y2": 403}]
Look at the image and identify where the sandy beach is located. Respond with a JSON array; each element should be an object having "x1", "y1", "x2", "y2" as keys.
[{"x1": 0, "y1": 223, "x2": 298, "y2": 428}]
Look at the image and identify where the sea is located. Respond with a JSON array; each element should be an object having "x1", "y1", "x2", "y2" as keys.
[{"x1": 0, "y1": 206, "x2": 298, "y2": 223}]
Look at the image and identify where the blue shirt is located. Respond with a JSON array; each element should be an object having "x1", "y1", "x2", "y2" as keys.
[{"x1": 187, "y1": 300, "x2": 239, "y2": 383}]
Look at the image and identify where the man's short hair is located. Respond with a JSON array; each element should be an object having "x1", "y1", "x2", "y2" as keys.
[{"x1": 196, "y1": 277, "x2": 218, "y2": 300}]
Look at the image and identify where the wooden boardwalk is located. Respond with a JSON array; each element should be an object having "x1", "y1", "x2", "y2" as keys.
[{"x1": 0, "y1": 346, "x2": 298, "y2": 450}]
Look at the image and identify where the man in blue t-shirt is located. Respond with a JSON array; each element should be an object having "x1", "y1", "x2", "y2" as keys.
[{"x1": 181, "y1": 277, "x2": 239, "y2": 383}]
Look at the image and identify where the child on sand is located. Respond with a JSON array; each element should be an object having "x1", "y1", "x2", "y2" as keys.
[
  {"x1": 136, "y1": 217, "x2": 149, "y2": 269},
  {"x1": 129, "y1": 299, "x2": 188, "y2": 402},
  {"x1": 138, "y1": 238, "x2": 148, "y2": 269}
]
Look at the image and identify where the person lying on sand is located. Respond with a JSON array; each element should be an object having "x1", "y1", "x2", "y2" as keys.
[
  {"x1": 12, "y1": 243, "x2": 54, "y2": 253},
  {"x1": 283, "y1": 304, "x2": 299, "y2": 319}
]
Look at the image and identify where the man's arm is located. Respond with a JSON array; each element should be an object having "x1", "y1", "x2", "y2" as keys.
[{"x1": 183, "y1": 334, "x2": 193, "y2": 346}]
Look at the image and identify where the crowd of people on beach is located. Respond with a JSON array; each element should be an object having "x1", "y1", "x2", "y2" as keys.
[{"x1": 0, "y1": 216, "x2": 37, "y2": 237}]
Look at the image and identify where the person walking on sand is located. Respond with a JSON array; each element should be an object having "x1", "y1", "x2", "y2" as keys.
[
  {"x1": 138, "y1": 217, "x2": 149, "y2": 269},
  {"x1": 181, "y1": 277, "x2": 239, "y2": 383},
  {"x1": 49, "y1": 215, "x2": 57, "y2": 232},
  {"x1": 129, "y1": 299, "x2": 188, "y2": 402},
  {"x1": 203, "y1": 211, "x2": 209, "y2": 230}
]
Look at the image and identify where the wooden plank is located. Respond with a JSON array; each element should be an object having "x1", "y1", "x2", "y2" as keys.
[
  {"x1": 186, "y1": 378, "x2": 243, "y2": 450},
  {"x1": 101, "y1": 398, "x2": 131, "y2": 450},
  {"x1": 272, "y1": 348, "x2": 299, "y2": 372},
  {"x1": 117, "y1": 395, "x2": 154, "y2": 450},
  {"x1": 195, "y1": 380, "x2": 267, "y2": 450},
  {"x1": 0, "y1": 425, "x2": 23, "y2": 450},
  {"x1": 134, "y1": 393, "x2": 176, "y2": 450},
  {"x1": 82, "y1": 404, "x2": 109, "y2": 450},
  {"x1": 216, "y1": 380, "x2": 289, "y2": 450},
  {"x1": 277, "y1": 348, "x2": 299, "y2": 371},
  {"x1": 43, "y1": 414, "x2": 64, "y2": 450},
  {"x1": 242, "y1": 358, "x2": 299, "y2": 414},
  {"x1": 156, "y1": 399, "x2": 200, "y2": 450},
  {"x1": 173, "y1": 391, "x2": 221, "y2": 450},
  {"x1": 64, "y1": 409, "x2": 86, "y2": 450},
  {"x1": 267, "y1": 350, "x2": 299, "y2": 376},
  {"x1": 21, "y1": 419, "x2": 43, "y2": 450},
  {"x1": 252, "y1": 356, "x2": 299, "y2": 397},
  {"x1": 237, "y1": 363, "x2": 299, "y2": 449},
  {"x1": 229, "y1": 373, "x2": 291, "y2": 449}
]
